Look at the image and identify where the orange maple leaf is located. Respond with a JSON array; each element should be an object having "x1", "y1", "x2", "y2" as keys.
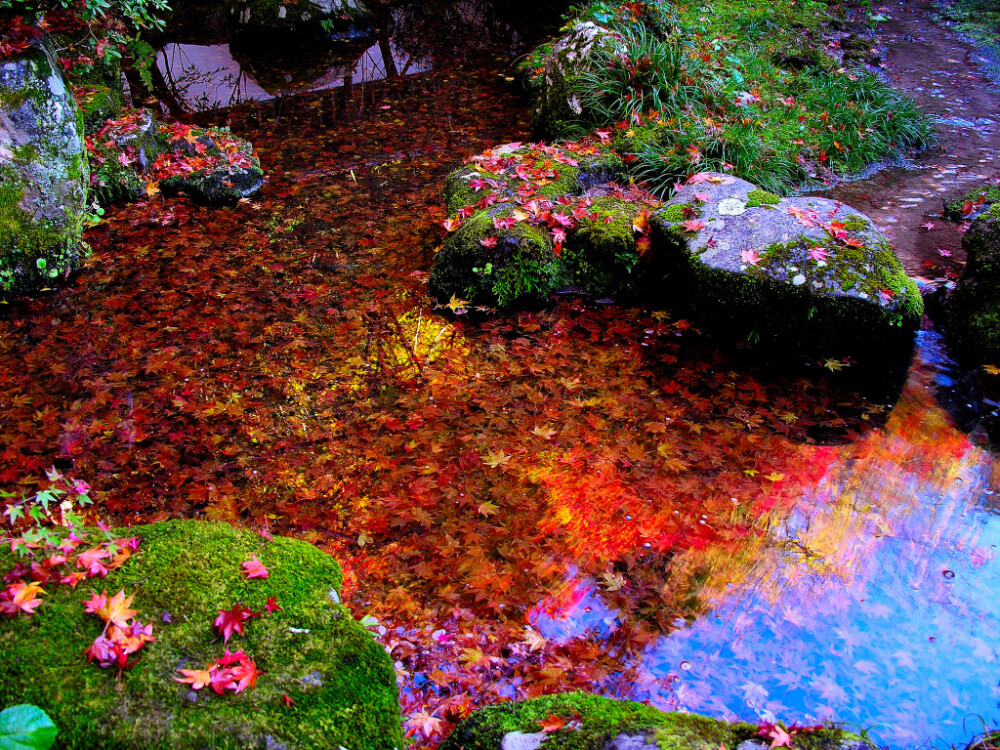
[{"x1": 84, "y1": 589, "x2": 138, "y2": 628}]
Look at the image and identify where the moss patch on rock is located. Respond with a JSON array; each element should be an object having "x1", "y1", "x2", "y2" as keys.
[
  {"x1": 0, "y1": 41, "x2": 89, "y2": 302},
  {"x1": 438, "y1": 693, "x2": 867, "y2": 750},
  {"x1": 0, "y1": 519, "x2": 404, "y2": 750},
  {"x1": 944, "y1": 182, "x2": 1000, "y2": 221}
]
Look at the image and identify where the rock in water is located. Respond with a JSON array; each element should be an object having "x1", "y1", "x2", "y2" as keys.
[
  {"x1": 945, "y1": 201, "x2": 1000, "y2": 363},
  {"x1": 0, "y1": 41, "x2": 88, "y2": 302},
  {"x1": 650, "y1": 173, "x2": 923, "y2": 356},
  {"x1": 439, "y1": 693, "x2": 881, "y2": 750}
]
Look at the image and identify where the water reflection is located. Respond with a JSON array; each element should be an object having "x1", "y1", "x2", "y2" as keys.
[
  {"x1": 531, "y1": 331, "x2": 1000, "y2": 748},
  {"x1": 156, "y1": 38, "x2": 429, "y2": 112},
  {"x1": 153, "y1": 0, "x2": 552, "y2": 114}
]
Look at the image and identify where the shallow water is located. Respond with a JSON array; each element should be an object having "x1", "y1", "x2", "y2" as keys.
[
  {"x1": 532, "y1": 331, "x2": 1000, "y2": 747},
  {"x1": 5, "y1": 0, "x2": 1000, "y2": 748}
]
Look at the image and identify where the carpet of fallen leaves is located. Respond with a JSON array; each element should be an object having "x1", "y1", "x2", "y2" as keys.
[{"x1": 0, "y1": 36, "x2": 907, "y2": 746}]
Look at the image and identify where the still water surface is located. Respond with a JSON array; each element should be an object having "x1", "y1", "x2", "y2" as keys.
[{"x1": 139, "y1": 3, "x2": 1000, "y2": 746}]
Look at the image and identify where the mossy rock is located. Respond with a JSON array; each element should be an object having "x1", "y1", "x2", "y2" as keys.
[
  {"x1": 430, "y1": 207, "x2": 559, "y2": 308},
  {"x1": 554, "y1": 196, "x2": 646, "y2": 297},
  {"x1": 0, "y1": 39, "x2": 89, "y2": 303},
  {"x1": 946, "y1": 206, "x2": 1000, "y2": 363},
  {"x1": 650, "y1": 172, "x2": 922, "y2": 358},
  {"x1": 87, "y1": 108, "x2": 265, "y2": 206},
  {"x1": 438, "y1": 693, "x2": 870, "y2": 750},
  {"x1": 0, "y1": 519, "x2": 404, "y2": 750},
  {"x1": 442, "y1": 142, "x2": 625, "y2": 218}
]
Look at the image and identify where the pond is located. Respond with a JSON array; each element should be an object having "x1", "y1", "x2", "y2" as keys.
[{"x1": 3, "y1": 0, "x2": 1000, "y2": 747}]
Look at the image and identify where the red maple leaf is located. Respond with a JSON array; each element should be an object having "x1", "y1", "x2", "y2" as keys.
[
  {"x1": 242, "y1": 554, "x2": 269, "y2": 579},
  {"x1": 213, "y1": 603, "x2": 257, "y2": 642}
]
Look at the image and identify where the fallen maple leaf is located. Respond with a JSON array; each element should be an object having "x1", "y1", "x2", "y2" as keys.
[
  {"x1": 921, "y1": 221, "x2": 936, "y2": 231},
  {"x1": 481, "y1": 449, "x2": 512, "y2": 468},
  {"x1": 679, "y1": 219, "x2": 706, "y2": 232},
  {"x1": 214, "y1": 603, "x2": 257, "y2": 642},
  {"x1": 406, "y1": 710, "x2": 444, "y2": 739},
  {"x1": 538, "y1": 714, "x2": 566, "y2": 733},
  {"x1": 0, "y1": 580, "x2": 44, "y2": 615},
  {"x1": 84, "y1": 589, "x2": 138, "y2": 628},
  {"x1": 176, "y1": 665, "x2": 216, "y2": 690},
  {"x1": 242, "y1": 554, "x2": 269, "y2": 579},
  {"x1": 265, "y1": 596, "x2": 282, "y2": 613},
  {"x1": 531, "y1": 424, "x2": 557, "y2": 440},
  {"x1": 758, "y1": 722, "x2": 793, "y2": 749}
]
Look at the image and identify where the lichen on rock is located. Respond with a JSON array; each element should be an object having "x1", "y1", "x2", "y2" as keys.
[
  {"x1": 0, "y1": 519, "x2": 404, "y2": 750},
  {"x1": 0, "y1": 41, "x2": 89, "y2": 302}
]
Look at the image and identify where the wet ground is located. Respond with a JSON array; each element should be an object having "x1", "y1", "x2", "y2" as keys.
[
  {"x1": 823, "y1": 0, "x2": 1000, "y2": 280},
  {"x1": 3, "y1": 0, "x2": 1000, "y2": 748}
]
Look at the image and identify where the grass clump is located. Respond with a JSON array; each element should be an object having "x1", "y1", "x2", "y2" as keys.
[{"x1": 522, "y1": 0, "x2": 933, "y2": 196}]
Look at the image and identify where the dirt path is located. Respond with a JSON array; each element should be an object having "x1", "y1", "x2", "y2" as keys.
[{"x1": 822, "y1": 0, "x2": 1000, "y2": 280}]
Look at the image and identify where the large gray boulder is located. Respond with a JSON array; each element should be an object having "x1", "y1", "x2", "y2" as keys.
[
  {"x1": 650, "y1": 173, "x2": 923, "y2": 354},
  {"x1": 945, "y1": 202, "x2": 1000, "y2": 363},
  {"x1": 0, "y1": 41, "x2": 89, "y2": 302}
]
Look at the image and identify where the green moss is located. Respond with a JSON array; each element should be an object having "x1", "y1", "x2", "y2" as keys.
[
  {"x1": 0, "y1": 520, "x2": 403, "y2": 750},
  {"x1": 429, "y1": 209, "x2": 558, "y2": 308},
  {"x1": 660, "y1": 203, "x2": 694, "y2": 222},
  {"x1": 0, "y1": 166, "x2": 86, "y2": 297},
  {"x1": 439, "y1": 693, "x2": 861, "y2": 750},
  {"x1": 556, "y1": 197, "x2": 642, "y2": 296},
  {"x1": 745, "y1": 189, "x2": 780, "y2": 207}
]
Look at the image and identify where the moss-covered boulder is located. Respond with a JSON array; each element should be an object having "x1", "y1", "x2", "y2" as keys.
[
  {"x1": 0, "y1": 519, "x2": 404, "y2": 750},
  {"x1": 87, "y1": 108, "x2": 265, "y2": 205},
  {"x1": 0, "y1": 40, "x2": 89, "y2": 302},
  {"x1": 945, "y1": 202, "x2": 1000, "y2": 363},
  {"x1": 438, "y1": 693, "x2": 873, "y2": 750},
  {"x1": 227, "y1": 0, "x2": 375, "y2": 43},
  {"x1": 519, "y1": 21, "x2": 617, "y2": 138},
  {"x1": 430, "y1": 140, "x2": 660, "y2": 307},
  {"x1": 650, "y1": 172, "x2": 923, "y2": 356}
]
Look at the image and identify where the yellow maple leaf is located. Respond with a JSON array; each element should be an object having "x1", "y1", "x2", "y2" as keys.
[
  {"x1": 145, "y1": 181, "x2": 160, "y2": 198},
  {"x1": 983, "y1": 364, "x2": 1000, "y2": 375},
  {"x1": 442, "y1": 295, "x2": 468, "y2": 314},
  {"x1": 532, "y1": 424, "x2": 557, "y2": 440},
  {"x1": 481, "y1": 449, "x2": 512, "y2": 468}
]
